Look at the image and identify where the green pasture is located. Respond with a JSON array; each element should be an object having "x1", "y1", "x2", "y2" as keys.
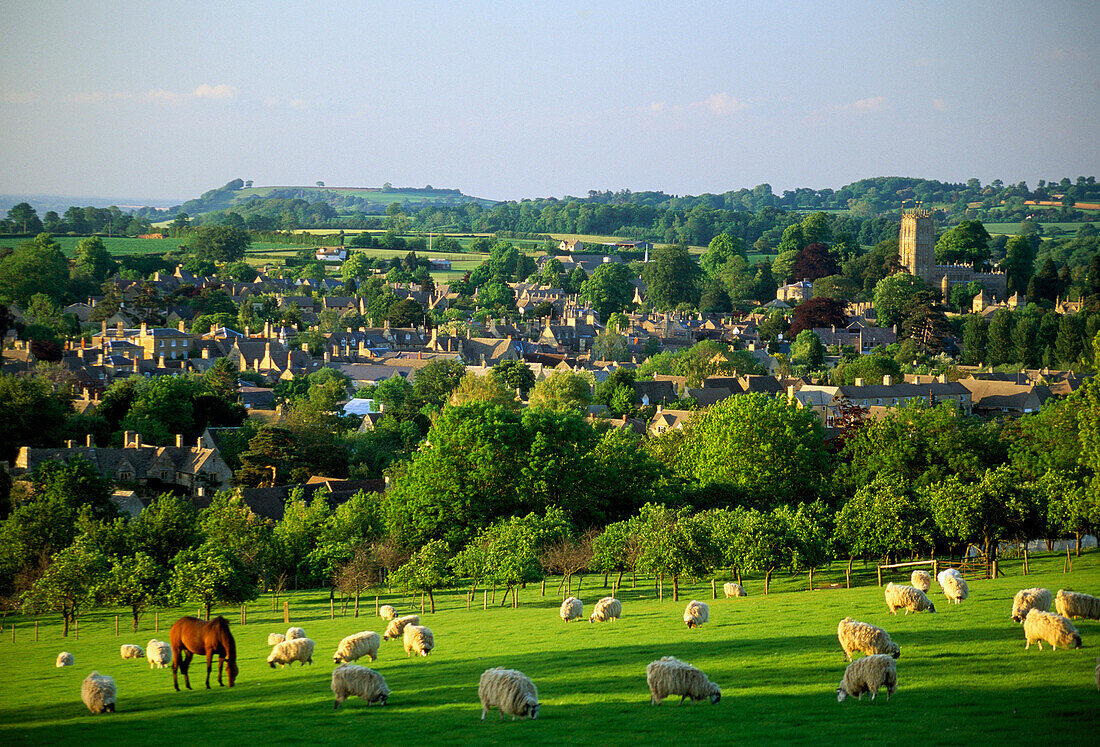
[
  {"x1": 50, "y1": 236, "x2": 185, "y2": 258},
  {"x1": 982, "y1": 222, "x2": 1087, "y2": 237},
  {"x1": 1, "y1": 550, "x2": 1097, "y2": 745}
]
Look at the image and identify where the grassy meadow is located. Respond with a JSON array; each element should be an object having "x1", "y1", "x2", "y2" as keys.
[
  {"x1": 51, "y1": 236, "x2": 186, "y2": 257},
  {"x1": 1, "y1": 550, "x2": 1097, "y2": 745}
]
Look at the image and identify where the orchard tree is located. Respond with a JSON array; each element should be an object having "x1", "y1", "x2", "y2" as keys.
[
  {"x1": 102, "y1": 552, "x2": 165, "y2": 631},
  {"x1": 170, "y1": 544, "x2": 260, "y2": 620},
  {"x1": 591, "y1": 518, "x2": 643, "y2": 589},
  {"x1": 733, "y1": 507, "x2": 791, "y2": 594},
  {"x1": 477, "y1": 508, "x2": 571, "y2": 607},
  {"x1": 391, "y1": 539, "x2": 454, "y2": 613},
  {"x1": 833, "y1": 474, "x2": 935, "y2": 570},
  {"x1": 926, "y1": 465, "x2": 1038, "y2": 562},
  {"x1": 640, "y1": 504, "x2": 718, "y2": 601},
  {"x1": 128, "y1": 492, "x2": 200, "y2": 568},
  {"x1": 22, "y1": 539, "x2": 109, "y2": 635}
]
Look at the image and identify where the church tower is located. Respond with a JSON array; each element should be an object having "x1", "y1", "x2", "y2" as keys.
[{"x1": 898, "y1": 209, "x2": 935, "y2": 284}]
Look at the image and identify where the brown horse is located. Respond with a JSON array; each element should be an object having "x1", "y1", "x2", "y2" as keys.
[{"x1": 170, "y1": 616, "x2": 238, "y2": 691}]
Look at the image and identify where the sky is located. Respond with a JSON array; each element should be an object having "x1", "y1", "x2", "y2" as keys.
[{"x1": 1, "y1": 0, "x2": 1097, "y2": 205}]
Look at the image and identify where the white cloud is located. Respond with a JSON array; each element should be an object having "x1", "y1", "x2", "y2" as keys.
[
  {"x1": 145, "y1": 88, "x2": 186, "y2": 105},
  {"x1": 933, "y1": 98, "x2": 947, "y2": 112},
  {"x1": 0, "y1": 92, "x2": 37, "y2": 104},
  {"x1": 193, "y1": 83, "x2": 238, "y2": 100},
  {"x1": 829, "y1": 95, "x2": 886, "y2": 114},
  {"x1": 702, "y1": 92, "x2": 748, "y2": 115}
]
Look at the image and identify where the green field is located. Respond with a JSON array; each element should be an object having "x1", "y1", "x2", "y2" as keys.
[
  {"x1": 49, "y1": 236, "x2": 185, "y2": 257},
  {"x1": 982, "y1": 222, "x2": 1087, "y2": 237},
  {"x1": 1, "y1": 550, "x2": 1097, "y2": 745}
]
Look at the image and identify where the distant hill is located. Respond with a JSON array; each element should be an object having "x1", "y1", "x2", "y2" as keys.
[{"x1": 173, "y1": 179, "x2": 497, "y2": 219}]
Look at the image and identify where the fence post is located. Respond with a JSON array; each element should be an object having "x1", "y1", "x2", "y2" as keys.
[
  {"x1": 115, "y1": 615, "x2": 119, "y2": 636},
  {"x1": 483, "y1": 590, "x2": 487, "y2": 610},
  {"x1": 932, "y1": 559, "x2": 938, "y2": 579},
  {"x1": 711, "y1": 579, "x2": 717, "y2": 599},
  {"x1": 991, "y1": 560, "x2": 999, "y2": 579},
  {"x1": 876, "y1": 566, "x2": 882, "y2": 587},
  {"x1": 330, "y1": 597, "x2": 335, "y2": 620},
  {"x1": 11, "y1": 623, "x2": 13, "y2": 643},
  {"x1": 375, "y1": 596, "x2": 379, "y2": 616},
  {"x1": 283, "y1": 601, "x2": 289, "y2": 624},
  {"x1": 541, "y1": 579, "x2": 545, "y2": 596},
  {"x1": 155, "y1": 611, "x2": 159, "y2": 632},
  {"x1": 35, "y1": 620, "x2": 38, "y2": 641},
  {"x1": 75, "y1": 618, "x2": 78, "y2": 639}
]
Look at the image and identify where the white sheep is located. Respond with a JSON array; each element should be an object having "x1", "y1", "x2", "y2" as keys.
[
  {"x1": 379, "y1": 605, "x2": 397, "y2": 621},
  {"x1": 942, "y1": 573, "x2": 969, "y2": 604},
  {"x1": 837, "y1": 618, "x2": 900, "y2": 661},
  {"x1": 56, "y1": 651, "x2": 74, "y2": 668},
  {"x1": 1022, "y1": 609, "x2": 1082, "y2": 651},
  {"x1": 286, "y1": 626, "x2": 306, "y2": 640},
  {"x1": 81, "y1": 671, "x2": 116, "y2": 714},
  {"x1": 1055, "y1": 589, "x2": 1100, "y2": 621},
  {"x1": 884, "y1": 582, "x2": 936, "y2": 615},
  {"x1": 333, "y1": 631, "x2": 381, "y2": 664},
  {"x1": 331, "y1": 664, "x2": 390, "y2": 709},
  {"x1": 589, "y1": 597, "x2": 622, "y2": 623},
  {"x1": 723, "y1": 582, "x2": 746, "y2": 598},
  {"x1": 683, "y1": 600, "x2": 709, "y2": 628},
  {"x1": 146, "y1": 639, "x2": 171, "y2": 669},
  {"x1": 268, "y1": 637, "x2": 315, "y2": 667},
  {"x1": 267, "y1": 632, "x2": 286, "y2": 646},
  {"x1": 383, "y1": 614, "x2": 420, "y2": 641},
  {"x1": 836, "y1": 654, "x2": 897, "y2": 702},
  {"x1": 645, "y1": 656, "x2": 721, "y2": 705},
  {"x1": 403, "y1": 624, "x2": 434, "y2": 657},
  {"x1": 1011, "y1": 588, "x2": 1052, "y2": 623},
  {"x1": 936, "y1": 568, "x2": 962, "y2": 588},
  {"x1": 478, "y1": 667, "x2": 540, "y2": 720},
  {"x1": 120, "y1": 644, "x2": 145, "y2": 660},
  {"x1": 910, "y1": 570, "x2": 931, "y2": 592},
  {"x1": 559, "y1": 597, "x2": 583, "y2": 623}
]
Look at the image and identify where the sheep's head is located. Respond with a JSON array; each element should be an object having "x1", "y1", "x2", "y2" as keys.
[
  {"x1": 1072, "y1": 633, "x2": 1082, "y2": 649},
  {"x1": 268, "y1": 660, "x2": 277, "y2": 669},
  {"x1": 685, "y1": 620, "x2": 696, "y2": 628},
  {"x1": 709, "y1": 690, "x2": 721, "y2": 705},
  {"x1": 104, "y1": 703, "x2": 115, "y2": 713},
  {"x1": 890, "y1": 643, "x2": 901, "y2": 659},
  {"x1": 927, "y1": 602, "x2": 936, "y2": 613},
  {"x1": 836, "y1": 688, "x2": 848, "y2": 703},
  {"x1": 525, "y1": 701, "x2": 540, "y2": 719},
  {"x1": 376, "y1": 692, "x2": 389, "y2": 706}
]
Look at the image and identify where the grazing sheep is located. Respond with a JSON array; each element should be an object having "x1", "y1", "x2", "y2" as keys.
[
  {"x1": 267, "y1": 632, "x2": 286, "y2": 646},
  {"x1": 837, "y1": 618, "x2": 901, "y2": 662},
  {"x1": 1011, "y1": 588, "x2": 1052, "y2": 623},
  {"x1": 936, "y1": 568, "x2": 962, "y2": 589},
  {"x1": 331, "y1": 664, "x2": 390, "y2": 709},
  {"x1": 683, "y1": 600, "x2": 709, "y2": 629},
  {"x1": 146, "y1": 639, "x2": 171, "y2": 669},
  {"x1": 836, "y1": 654, "x2": 897, "y2": 702},
  {"x1": 645, "y1": 656, "x2": 721, "y2": 705},
  {"x1": 884, "y1": 583, "x2": 936, "y2": 615},
  {"x1": 478, "y1": 668, "x2": 540, "y2": 720},
  {"x1": 559, "y1": 597, "x2": 583, "y2": 623},
  {"x1": 268, "y1": 637, "x2": 315, "y2": 668},
  {"x1": 286, "y1": 626, "x2": 306, "y2": 640},
  {"x1": 1022, "y1": 609, "x2": 1082, "y2": 651},
  {"x1": 379, "y1": 605, "x2": 397, "y2": 621},
  {"x1": 1055, "y1": 589, "x2": 1100, "y2": 621},
  {"x1": 910, "y1": 570, "x2": 931, "y2": 592},
  {"x1": 723, "y1": 582, "x2": 746, "y2": 598},
  {"x1": 56, "y1": 652, "x2": 74, "y2": 668},
  {"x1": 120, "y1": 644, "x2": 145, "y2": 660},
  {"x1": 333, "y1": 631, "x2": 381, "y2": 664},
  {"x1": 589, "y1": 597, "x2": 622, "y2": 623},
  {"x1": 942, "y1": 574, "x2": 969, "y2": 604},
  {"x1": 403, "y1": 624, "x2": 434, "y2": 657},
  {"x1": 383, "y1": 614, "x2": 420, "y2": 641},
  {"x1": 81, "y1": 672, "x2": 116, "y2": 714}
]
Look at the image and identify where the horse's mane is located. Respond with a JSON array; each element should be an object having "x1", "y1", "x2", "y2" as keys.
[{"x1": 208, "y1": 616, "x2": 237, "y2": 660}]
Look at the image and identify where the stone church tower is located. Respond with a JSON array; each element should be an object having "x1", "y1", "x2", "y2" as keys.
[{"x1": 899, "y1": 208, "x2": 936, "y2": 285}]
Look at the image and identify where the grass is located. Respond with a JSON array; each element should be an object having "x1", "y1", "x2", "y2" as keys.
[
  {"x1": 1, "y1": 550, "x2": 1097, "y2": 745},
  {"x1": 981, "y1": 222, "x2": 1087, "y2": 237},
  {"x1": 50, "y1": 236, "x2": 186, "y2": 257}
]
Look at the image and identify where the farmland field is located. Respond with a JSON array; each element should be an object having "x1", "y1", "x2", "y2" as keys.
[
  {"x1": 982, "y1": 222, "x2": 1086, "y2": 237},
  {"x1": 1, "y1": 550, "x2": 1097, "y2": 746},
  {"x1": 49, "y1": 236, "x2": 185, "y2": 257}
]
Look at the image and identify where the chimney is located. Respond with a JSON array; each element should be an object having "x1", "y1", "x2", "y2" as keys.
[
  {"x1": 201, "y1": 347, "x2": 210, "y2": 359},
  {"x1": 197, "y1": 436, "x2": 204, "y2": 448},
  {"x1": 302, "y1": 343, "x2": 310, "y2": 352},
  {"x1": 178, "y1": 320, "x2": 186, "y2": 332},
  {"x1": 132, "y1": 358, "x2": 140, "y2": 373},
  {"x1": 65, "y1": 440, "x2": 74, "y2": 448},
  {"x1": 656, "y1": 405, "x2": 663, "y2": 414},
  {"x1": 264, "y1": 320, "x2": 272, "y2": 338},
  {"x1": 86, "y1": 434, "x2": 94, "y2": 447},
  {"x1": 882, "y1": 375, "x2": 893, "y2": 386},
  {"x1": 175, "y1": 434, "x2": 184, "y2": 448},
  {"x1": 787, "y1": 385, "x2": 795, "y2": 401},
  {"x1": 324, "y1": 351, "x2": 331, "y2": 363},
  {"x1": 196, "y1": 487, "x2": 205, "y2": 498},
  {"x1": 101, "y1": 320, "x2": 107, "y2": 336},
  {"x1": 116, "y1": 321, "x2": 124, "y2": 336},
  {"x1": 854, "y1": 378, "x2": 864, "y2": 387},
  {"x1": 141, "y1": 322, "x2": 147, "y2": 336}
]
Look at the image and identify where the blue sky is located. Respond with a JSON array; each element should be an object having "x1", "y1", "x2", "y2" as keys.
[{"x1": 1, "y1": 0, "x2": 1097, "y2": 203}]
